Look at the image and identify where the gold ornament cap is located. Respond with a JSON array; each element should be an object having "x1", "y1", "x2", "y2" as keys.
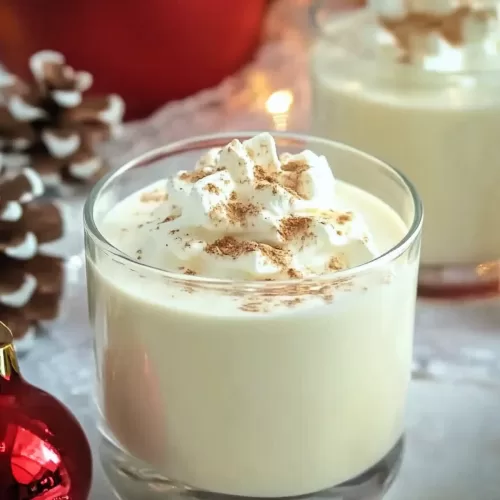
[{"x1": 0, "y1": 322, "x2": 19, "y2": 379}]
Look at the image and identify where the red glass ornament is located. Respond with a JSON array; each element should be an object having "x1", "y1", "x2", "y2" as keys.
[{"x1": 0, "y1": 322, "x2": 92, "y2": 499}]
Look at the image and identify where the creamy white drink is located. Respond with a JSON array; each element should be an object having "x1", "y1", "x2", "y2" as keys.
[
  {"x1": 87, "y1": 133, "x2": 419, "y2": 497},
  {"x1": 311, "y1": 3, "x2": 500, "y2": 268}
]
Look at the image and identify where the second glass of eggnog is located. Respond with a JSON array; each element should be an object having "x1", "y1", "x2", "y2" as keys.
[
  {"x1": 84, "y1": 132, "x2": 422, "y2": 500},
  {"x1": 310, "y1": 0, "x2": 500, "y2": 296}
]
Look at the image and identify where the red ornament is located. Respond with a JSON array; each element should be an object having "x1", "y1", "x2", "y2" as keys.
[{"x1": 0, "y1": 322, "x2": 92, "y2": 499}]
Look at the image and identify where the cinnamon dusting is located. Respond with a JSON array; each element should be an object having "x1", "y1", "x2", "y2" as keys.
[
  {"x1": 204, "y1": 183, "x2": 220, "y2": 195},
  {"x1": 281, "y1": 160, "x2": 310, "y2": 199},
  {"x1": 209, "y1": 200, "x2": 260, "y2": 226},
  {"x1": 281, "y1": 160, "x2": 310, "y2": 174},
  {"x1": 240, "y1": 301, "x2": 267, "y2": 313},
  {"x1": 287, "y1": 268, "x2": 303, "y2": 279},
  {"x1": 253, "y1": 163, "x2": 308, "y2": 199},
  {"x1": 236, "y1": 280, "x2": 342, "y2": 313},
  {"x1": 319, "y1": 285, "x2": 334, "y2": 304},
  {"x1": 226, "y1": 201, "x2": 260, "y2": 225},
  {"x1": 284, "y1": 298, "x2": 303, "y2": 308},
  {"x1": 140, "y1": 189, "x2": 168, "y2": 203},
  {"x1": 179, "y1": 167, "x2": 224, "y2": 183},
  {"x1": 328, "y1": 256, "x2": 346, "y2": 272},
  {"x1": 279, "y1": 216, "x2": 313, "y2": 242},
  {"x1": 162, "y1": 215, "x2": 179, "y2": 224},
  {"x1": 337, "y1": 212, "x2": 353, "y2": 224},
  {"x1": 254, "y1": 165, "x2": 278, "y2": 185},
  {"x1": 205, "y1": 236, "x2": 290, "y2": 269}
]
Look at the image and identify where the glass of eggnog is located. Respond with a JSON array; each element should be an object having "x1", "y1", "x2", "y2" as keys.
[
  {"x1": 310, "y1": 0, "x2": 500, "y2": 297},
  {"x1": 84, "y1": 132, "x2": 422, "y2": 500}
]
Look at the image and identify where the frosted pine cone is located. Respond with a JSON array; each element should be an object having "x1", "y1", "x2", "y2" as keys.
[
  {"x1": 0, "y1": 50, "x2": 124, "y2": 186},
  {"x1": 0, "y1": 162, "x2": 63, "y2": 346}
]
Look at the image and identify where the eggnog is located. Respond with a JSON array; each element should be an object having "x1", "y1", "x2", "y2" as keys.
[{"x1": 86, "y1": 133, "x2": 421, "y2": 497}]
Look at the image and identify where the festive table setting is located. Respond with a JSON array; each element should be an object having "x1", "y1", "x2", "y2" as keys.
[{"x1": 0, "y1": 0, "x2": 499, "y2": 499}]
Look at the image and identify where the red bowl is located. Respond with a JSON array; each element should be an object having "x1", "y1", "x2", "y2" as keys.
[{"x1": 0, "y1": 0, "x2": 268, "y2": 120}]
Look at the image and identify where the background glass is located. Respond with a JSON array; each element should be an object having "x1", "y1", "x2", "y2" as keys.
[{"x1": 310, "y1": 0, "x2": 500, "y2": 298}]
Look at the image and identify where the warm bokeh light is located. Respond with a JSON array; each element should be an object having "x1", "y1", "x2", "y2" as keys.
[
  {"x1": 265, "y1": 89, "x2": 294, "y2": 131},
  {"x1": 476, "y1": 261, "x2": 500, "y2": 280},
  {"x1": 265, "y1": 89, "x2": 294, "y2": 115}
]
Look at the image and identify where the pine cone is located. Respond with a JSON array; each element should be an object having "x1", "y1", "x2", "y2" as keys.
[
  {"x1": 0, "y1": 163, "x2": 63, "y2": 341},
  {"x1": 0, "y1": 50, "x2": 124, "y2": 185}
]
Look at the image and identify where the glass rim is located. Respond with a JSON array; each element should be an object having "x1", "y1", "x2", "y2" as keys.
[{"x1": 83, "y1": 130, "x2": 423, "y2": 287}]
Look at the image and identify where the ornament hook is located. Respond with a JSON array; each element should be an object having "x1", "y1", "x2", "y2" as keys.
[
  {"x1": 0, "y1": 321, "x2": 19, "y2": 378},
  {"x1": 0, "y1": 321, "x2": 14, "y2": 345}
]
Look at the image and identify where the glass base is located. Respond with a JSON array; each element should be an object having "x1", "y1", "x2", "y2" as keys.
[
  {"x1": 418, "y1": 262, "x2": 500, "y2": 299},
  {"x1": 99, "y1": 433, "x2": 404, "y2": 500}
]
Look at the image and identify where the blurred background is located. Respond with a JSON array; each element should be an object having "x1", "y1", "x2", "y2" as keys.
[{"x1": 0, "y1": 0, "x2": 366, "y2": 120}]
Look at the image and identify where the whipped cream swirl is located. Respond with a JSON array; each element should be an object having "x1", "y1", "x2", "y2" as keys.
[{"x1": 131, "y1": 133, "x2": 377, "y2": 280}]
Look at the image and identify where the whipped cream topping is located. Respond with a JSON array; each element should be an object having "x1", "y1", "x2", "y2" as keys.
[
  {"x1": 125, "y1": 134, "x2": 378, "y2": 280},
  {"x1": 374, "y1": 3, "x2": 499, "y2": 70}
]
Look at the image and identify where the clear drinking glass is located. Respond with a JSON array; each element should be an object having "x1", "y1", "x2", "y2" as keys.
[
  {"x1": 310, "y1": 0, "x2": 500, "y2": 298},
  {"x1": 84, "y1": 132, "x2": 422, "y2": 500}
]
